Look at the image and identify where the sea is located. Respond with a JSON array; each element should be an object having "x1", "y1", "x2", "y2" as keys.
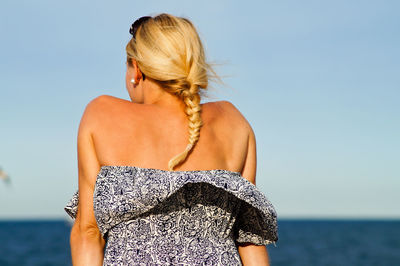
[{"x1": 0, "y1": 219, "x2": 399, "y2": 266}]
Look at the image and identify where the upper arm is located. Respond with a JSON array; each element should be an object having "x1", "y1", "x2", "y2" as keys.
[
  {"x1": 241, "y1": 125, "x2": 257, "y2": 185},
  {"x1": 72, "y1": 95, "x2": 107, "y2": 237}
]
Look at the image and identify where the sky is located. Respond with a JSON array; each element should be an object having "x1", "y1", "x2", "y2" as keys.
[{"x1": 0, "y1": 0, "x2": 399, "y2": 220}]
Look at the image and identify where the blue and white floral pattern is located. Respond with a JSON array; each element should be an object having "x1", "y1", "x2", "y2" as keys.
[{"x1": 64, "y1": 165, "x2": 278, "y2": 265}]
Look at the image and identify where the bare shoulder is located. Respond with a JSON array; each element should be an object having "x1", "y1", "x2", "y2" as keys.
[
  {"x1": 82, "y1": 94, "x2": 114, "y2": 115},
  {"x1": 80, "y1": 95, "x2": 132, "y2": 128},
  {"x1": 211, "y1": 100, "x2": 252, "y2": 131},
  {"x1": 85, "y1": 94, "x2": 129, "y2": 110}
]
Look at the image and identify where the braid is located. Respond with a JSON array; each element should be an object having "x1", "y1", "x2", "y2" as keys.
[{"x1": 167, "y1": 84, "x2": 203, "y2": 171}]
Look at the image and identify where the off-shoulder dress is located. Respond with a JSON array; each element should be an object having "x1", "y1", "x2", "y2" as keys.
[{"x1": 64, "y1": 165, "x2": 278, "y2": 265}]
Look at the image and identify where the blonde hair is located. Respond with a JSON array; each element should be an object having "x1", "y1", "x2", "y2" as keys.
[{"x1": 126, "y1": 13, "x2": 218, "y2": 171}]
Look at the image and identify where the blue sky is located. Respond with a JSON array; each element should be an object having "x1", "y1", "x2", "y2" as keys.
[{"x1": 0, "y1": 0, "x2": 399, "y2": 219}]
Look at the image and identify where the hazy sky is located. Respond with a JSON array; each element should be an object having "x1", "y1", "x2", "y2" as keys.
[{"x1": 0, "y1": 0, "x2": 399, "y2": 220}]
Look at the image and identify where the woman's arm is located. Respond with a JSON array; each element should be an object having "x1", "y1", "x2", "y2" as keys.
[
  {"x1": 237, "y1": 112, "x2": 270, "y2": 266},
  {"x1": 69, "y1": 96, "x2": 106, "y2": 265},
  {"x1": 238, "y1": 244, "x2": 270, "y2": 266}
]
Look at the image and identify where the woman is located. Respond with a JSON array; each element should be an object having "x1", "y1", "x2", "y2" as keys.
[{"x1": 64, "y1": 13, "x2": 278, "y2": 265}]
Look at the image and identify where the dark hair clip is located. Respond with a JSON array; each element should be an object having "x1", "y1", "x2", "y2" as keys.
[{"x1": 129, "y1": 16, "x2": 152, "y2": 39}]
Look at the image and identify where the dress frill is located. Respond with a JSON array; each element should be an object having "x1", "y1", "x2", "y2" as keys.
[{"x1": 64, "y1": 166, "x2": 278, "y2": 246}]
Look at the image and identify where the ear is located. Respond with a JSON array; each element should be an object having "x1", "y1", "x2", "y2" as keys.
[{"x1": 132, "y1": 59, "x2": 143, "y2": 82}]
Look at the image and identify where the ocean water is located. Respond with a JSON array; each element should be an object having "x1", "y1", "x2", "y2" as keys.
[
  {"x1": 0, "y1": 219, "x2": 398, "y2": 266},
  {"x1": 268, "y1": 220, "x2": 400, "y2": 266}
]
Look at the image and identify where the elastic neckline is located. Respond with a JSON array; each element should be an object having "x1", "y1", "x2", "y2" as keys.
[{"x1": 100, "y1": 165, "x2": 242, "y2": 176}]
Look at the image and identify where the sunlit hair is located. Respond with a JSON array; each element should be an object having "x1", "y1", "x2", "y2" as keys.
[{"x1": 126, "y1": 13, "x2": 219, "y2": 171}]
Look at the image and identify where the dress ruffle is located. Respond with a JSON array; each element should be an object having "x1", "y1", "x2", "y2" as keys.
[{"x1": 64, "y1": 165, "x2": 278, "y2": 246}]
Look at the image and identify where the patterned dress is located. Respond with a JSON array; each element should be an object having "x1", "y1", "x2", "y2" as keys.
[{"x1": 64, "y1": 165, "x2": 278, "y2": 265}]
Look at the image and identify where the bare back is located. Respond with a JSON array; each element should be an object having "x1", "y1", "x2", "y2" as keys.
[{"x1": 91, "y1": 95, "x2": 251, "y2": 174}]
